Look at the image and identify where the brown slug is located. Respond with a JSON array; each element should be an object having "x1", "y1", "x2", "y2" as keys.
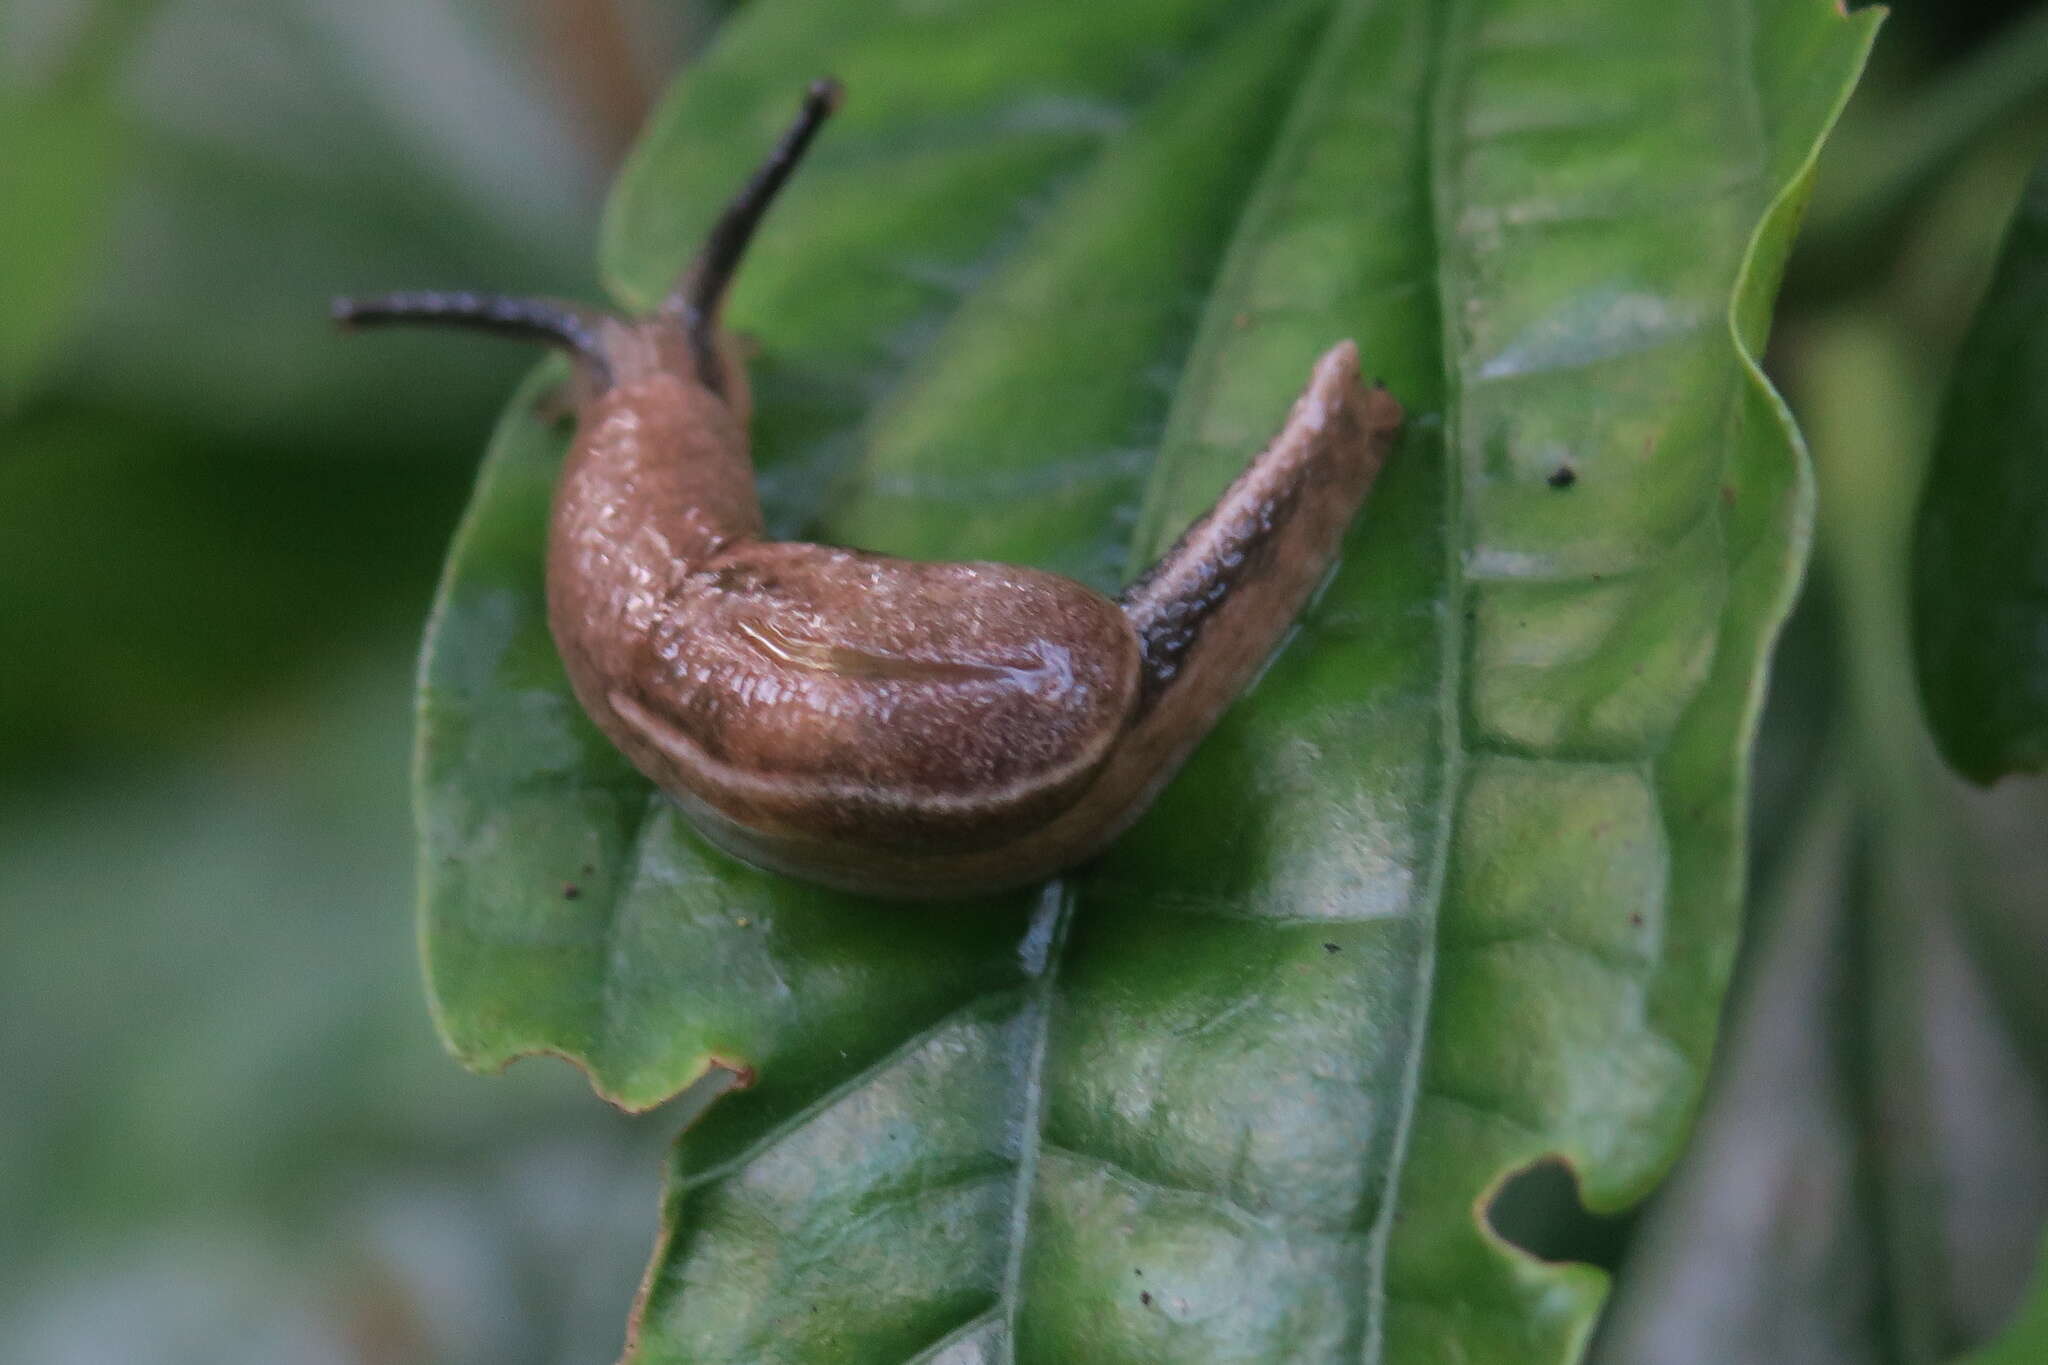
[{"x1": 336, "y1": 80, "x2": 1403, "y2": 900}]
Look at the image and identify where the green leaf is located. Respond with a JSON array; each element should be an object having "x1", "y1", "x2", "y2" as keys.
[
  {"x1": 1963, "y1": 1240, "x2": 2048, "y2": 1365},
  {"x1": 1912, "y1": 152, "x2": 2048, "y2": 783},
  {"x1": 417, "y1": 1, "x2": 1879, "y2": 1359},
  {"x1": 0, "y1": 88, "x2": 126, "y2": 408},
  {"x1": 0, "y1": 0, "x2": 174, "y2": 408}
]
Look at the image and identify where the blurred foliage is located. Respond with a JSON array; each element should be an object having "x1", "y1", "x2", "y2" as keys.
[
  {"x1": 1911, "y1": 152, "x2": 2048, "y2": 781},
  {"x1": 2, "y1": 1, "x2": 2047, "y2": 1363},
  {"x1": 0, "y1": 85, "x2": 125, "y2": 408},
  {"x1": 1, "y1": 3, "x2": 700, "y2": 1363},
  {"x1": 0, "y1": 0, "x2": 598, "y2": 773},
  {"x1": 0, "y1": 654, "x2": 669, "y2": 1365},
  {"x1": 1962, "y1": 1248, "x2": 2048, "y2": 1364}
]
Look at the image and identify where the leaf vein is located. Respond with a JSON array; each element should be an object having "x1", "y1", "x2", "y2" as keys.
[
  {"x1": 995, "y1": 887, "x2": 1075, "y2": 1359},
  {"x1": 674, "y1": 989, "x2": 1027, "y2": 1196},
  {"x1": 1040, "y1": 1139, "x2": 1305, "y2": 1232},
  {"x1": 899, "y1": 1309, "x2": 1001, "y2": 1365},
  {"x1": 1358, "y1": 0, "x2": 1470, "y2": 1359}
]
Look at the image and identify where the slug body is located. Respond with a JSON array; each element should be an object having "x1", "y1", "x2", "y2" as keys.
[{"x1": 338, "y1": 82, "x2": 1402, "y2": 899}]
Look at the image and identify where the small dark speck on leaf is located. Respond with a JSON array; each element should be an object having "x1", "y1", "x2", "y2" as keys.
[
  {"x1": 582, "y1": 862, "x2": 595, "y2": 875},
  {"x1": 1629, "y1": 912, "x2": 1644, "y2": 927},
  {"x1": 562, "y1": 882, "x2": 581, "y2": 900},
  {"x1": 1141, "y1": 1292, "x2": 1154, "y2": 1308},
  {"x1": 1721, "y1": 484, "x2": 1738, "y2": 506},
  {"x1": 1324, "y1": 942, "x2": 1340, "y2": 954},
  {"x1": 1547, "y1": 465, "x2": 1577, "y2": 489},
  {"x1": 1134, "y1": 1268, "x2": 1143, "y2": 1277}
]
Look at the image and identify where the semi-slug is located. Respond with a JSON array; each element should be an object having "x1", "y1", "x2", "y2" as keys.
[{"x1": 336, "y1": 80, "x2": 1403, "y2": 899}]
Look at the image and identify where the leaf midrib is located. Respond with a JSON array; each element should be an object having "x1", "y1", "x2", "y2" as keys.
[
  {"x1": 997, "y1": 889, "x2": 1075, "y2": 1358},
  {"x1": 1354, "y1": 0, "x2": 1465, "y2": 1357}
]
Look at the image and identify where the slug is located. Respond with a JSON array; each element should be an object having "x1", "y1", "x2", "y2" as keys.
[{"x1": 336, "y1": 80, "x2": 1403, "y2": 899}]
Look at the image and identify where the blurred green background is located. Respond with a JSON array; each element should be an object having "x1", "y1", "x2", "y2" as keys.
[{"x1": 3, "y1": 2, "x2": 2046, "y2": 1362}]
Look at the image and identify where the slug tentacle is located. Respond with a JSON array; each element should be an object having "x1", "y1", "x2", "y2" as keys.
[
  {"x1": 330, "y1": 291, "x2": 616, "y2": 387},
  {"x1": 337, "y1": 79, "x2": 1405, "y2": 900},
  {"x1": 664, "y1": 77, "x2": 844, "y2": 392}
]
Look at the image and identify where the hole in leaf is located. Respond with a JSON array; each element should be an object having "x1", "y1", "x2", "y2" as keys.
[{"x1": 1483, "y1": 1155, "x2": 1635, "y2": 1271}]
